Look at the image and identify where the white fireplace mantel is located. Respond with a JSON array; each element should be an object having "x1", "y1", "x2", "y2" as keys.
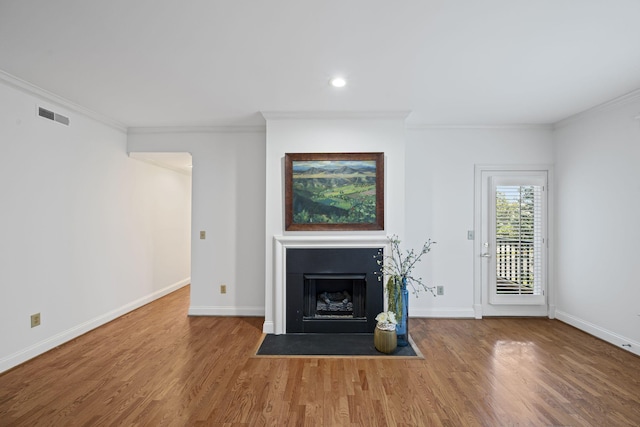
[{"x1": 265, "y1": 235, "x2": 391, "y2": 334}]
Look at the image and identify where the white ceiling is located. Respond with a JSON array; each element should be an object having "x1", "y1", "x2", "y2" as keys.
[{"x1": 1, "y1": 0, "x2": 640, "y2": 128}]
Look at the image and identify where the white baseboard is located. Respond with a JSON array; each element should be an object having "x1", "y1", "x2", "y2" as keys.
[
  {"x1": 0, "y1": 278, "x2": 190, "y2": 374},
  {"x1": 555, "y1": 310, "x2": 640, "y2": 357},
  {"x1": 410, "y1": 307, "x2": 476, "y2": 318},
  {"x1": 188, "y1": 306, "x2": 265, "y2": 317}
]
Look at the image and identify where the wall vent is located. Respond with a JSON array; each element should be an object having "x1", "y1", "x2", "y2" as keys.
[{"x1": 38, "y1": 107, "x2": 70, "y2": 126}]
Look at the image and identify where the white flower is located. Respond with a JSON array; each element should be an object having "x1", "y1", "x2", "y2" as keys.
[{"x1": 375, "y1": 311, "x2": 397, "y2": 325}]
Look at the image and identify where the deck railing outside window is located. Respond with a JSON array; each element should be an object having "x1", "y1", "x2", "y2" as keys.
[{"x1": 496, "y1": 238, "x2": 535, "y2": 294}]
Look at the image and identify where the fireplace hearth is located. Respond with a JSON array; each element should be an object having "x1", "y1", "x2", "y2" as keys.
[{"x1": 286, "y1": 248, "x2": 382, "y2": 333}]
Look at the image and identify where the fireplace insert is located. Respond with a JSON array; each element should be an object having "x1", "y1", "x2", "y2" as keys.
[{"x1": 304, "y1": 274, "x2": 366, "y2": 319}]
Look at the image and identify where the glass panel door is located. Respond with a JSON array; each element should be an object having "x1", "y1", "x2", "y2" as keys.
[{"x1": 480, "y1": 171, "x2": 548, "y2": 314}]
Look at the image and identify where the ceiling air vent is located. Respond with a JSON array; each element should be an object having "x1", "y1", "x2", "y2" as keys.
[{"x1": 38, "y1": 107, "x2": 70, "y2": 126}]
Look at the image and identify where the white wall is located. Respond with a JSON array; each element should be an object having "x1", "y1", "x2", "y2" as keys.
[
  {"x1": 263, "y1": 114, "x2": 408, "y2": 332},
  {"x1": 554, "y1": 100, "x2": 640, "y2": 355},
  {"x1": 0, "y1": 80, "x2": 191, "y2": 373},
  {"x1": 405, "y1": 127, "x2": 555, "y2": 317},
  {"x1": 127, "y1": 130, "x2": 266, "y2": 316}
]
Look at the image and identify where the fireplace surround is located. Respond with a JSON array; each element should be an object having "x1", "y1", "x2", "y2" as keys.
[{"x1": 267, "y1": 236, "x2": 391, "y2": 334}]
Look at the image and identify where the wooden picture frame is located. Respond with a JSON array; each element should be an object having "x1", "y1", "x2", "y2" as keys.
[{"x1": 284, "y1": 152, "x2": 384, "y2": 231}]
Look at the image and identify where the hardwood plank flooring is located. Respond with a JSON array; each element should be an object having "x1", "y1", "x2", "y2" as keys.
[{"x1": 1, "y1": 286, "x2": 639, "y2": 426}]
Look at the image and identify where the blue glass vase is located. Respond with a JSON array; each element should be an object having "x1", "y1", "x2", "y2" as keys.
[{"x1": 396, "y1": 277, "x2": 410, "y2": 347}]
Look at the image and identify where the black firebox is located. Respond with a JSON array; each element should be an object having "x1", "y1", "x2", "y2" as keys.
[{"x1": 286, "y1": 247, "x2": 383, "y2": 333}]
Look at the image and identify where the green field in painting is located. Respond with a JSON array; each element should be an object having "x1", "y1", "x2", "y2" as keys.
[{"x1": 292, "y1": 178, "x2": 376, "y2": 224}]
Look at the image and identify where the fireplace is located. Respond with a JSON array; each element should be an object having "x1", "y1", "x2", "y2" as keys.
[{"x1": 286, "y1": 247, "x2": 382, "y2": 333}]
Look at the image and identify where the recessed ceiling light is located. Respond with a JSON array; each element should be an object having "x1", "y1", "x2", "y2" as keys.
[{"x1": 329, "y1": 77, "x2": 347, "y2": 88}]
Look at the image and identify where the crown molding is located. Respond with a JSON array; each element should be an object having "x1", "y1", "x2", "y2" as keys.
[
  {"x1": 0, "y1": 69, "x2": 127, "y2": 133},
  {"x1": 261, "y1": 111, "x2": 411, "y2": 121},
  {"x1": 127, "y1": 125, "x2": 266, "y2": 135},
  {"x1": 405, "y1": 123, "x2": 552, "y2": 130},
  {"x1": 554, "y1": 87, "x2": 640, "y2": 129}
]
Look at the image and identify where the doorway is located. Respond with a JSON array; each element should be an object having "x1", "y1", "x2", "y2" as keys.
[{"x1": 474, "y1": 166, "x2": 552, "y2": 317}]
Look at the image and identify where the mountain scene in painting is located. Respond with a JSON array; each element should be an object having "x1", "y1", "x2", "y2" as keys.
[{"x1": 292, "y1": 160, "x2": 377, "y2": 224}]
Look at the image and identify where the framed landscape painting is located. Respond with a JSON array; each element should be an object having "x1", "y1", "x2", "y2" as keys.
[{"x1": 284, "y1": 152, "x2": 384, "y2": 231}]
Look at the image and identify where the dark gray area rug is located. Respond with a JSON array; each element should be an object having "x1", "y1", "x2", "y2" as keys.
[{"x1": 255, "y1": 333, "x2": 421, "y2": 357}]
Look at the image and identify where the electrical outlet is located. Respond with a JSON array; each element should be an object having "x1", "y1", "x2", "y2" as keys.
[
  {"x1": 220, "y1": 284, "x2": 227, "y2": 294},
  {"x1": 200, "y1": 231, "x2": 206, "y2": 239},
  {"x1": 436, "y1": 286, "x2": 444, "y2": 296},
  {"x1": 31, "y1": 313, "x2": 41, "y2": 328}
]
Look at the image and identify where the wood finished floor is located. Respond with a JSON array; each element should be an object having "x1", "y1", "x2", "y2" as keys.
[{"x1": 1, "y1": 286, "x2": 639, "y2": 426}]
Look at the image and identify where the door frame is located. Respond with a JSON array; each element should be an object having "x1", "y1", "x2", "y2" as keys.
[{"x1": 473, "y1": 164, "x2": 555, "y2": 319}]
